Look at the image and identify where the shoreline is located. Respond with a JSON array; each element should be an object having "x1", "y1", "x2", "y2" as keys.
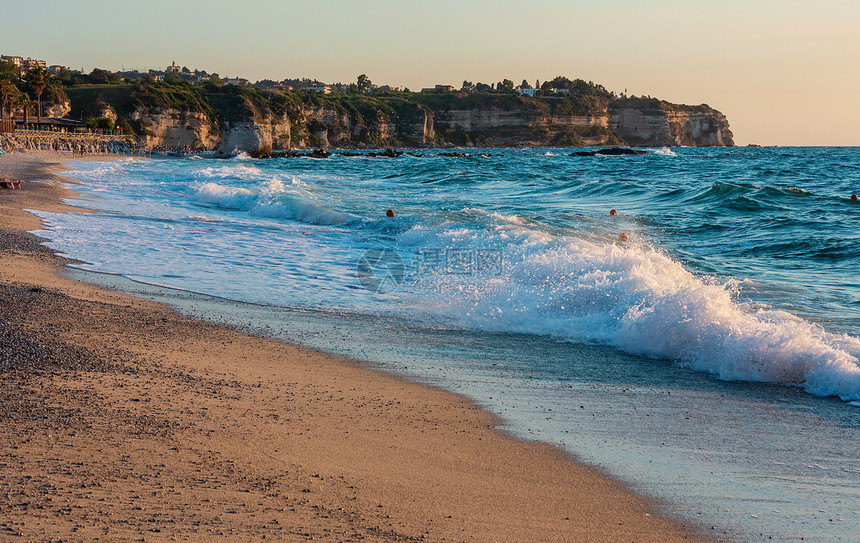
[{"x1": 0, "y1": 151, "x2": 713, "y2": 541}]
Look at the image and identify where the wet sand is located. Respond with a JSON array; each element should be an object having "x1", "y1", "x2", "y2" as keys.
[{"x1": 0, "y1": 151, "x2": 712, "y2": 541}]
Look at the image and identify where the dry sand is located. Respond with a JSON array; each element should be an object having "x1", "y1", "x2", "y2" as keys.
[{"x1": 0, "y1": 151, "x2": 713, "y2": 541}]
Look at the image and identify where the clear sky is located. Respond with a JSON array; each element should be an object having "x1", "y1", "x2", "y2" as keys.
[{"x1": 3, "y1": 0, "x2": 858, "y2": 145}]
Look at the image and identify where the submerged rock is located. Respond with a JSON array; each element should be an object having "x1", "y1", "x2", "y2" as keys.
[{"x1": 571, "y1": 148, "x2": 649, "y2": 157}]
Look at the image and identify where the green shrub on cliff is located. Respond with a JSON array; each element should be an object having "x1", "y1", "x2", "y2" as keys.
[
  {"x1": 41, "y1": 83, "x2": 69, "y2": 109},
  {"x1": 199, "y1": 83, "x2": 273, "y2": 125},
  {"x1": 86, "y1": 116, "x2": 114, "y2": 130},
  {"x1": 133, "y1": 79, "x2": 214, "y2": 115},
  {"x1": 412, "y1": 91, "x2": 524, "y2": 111},
  {"x1": 65, "y1": 84, "x2": 136, "y2": 119},
  {"x1": 257, "y1": 89, "x2": 303, "y2": 118}
]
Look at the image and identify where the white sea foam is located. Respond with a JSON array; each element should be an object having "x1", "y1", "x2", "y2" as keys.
[
  {"x1": 191, "y1": 179, "x2": 354, "y2": 225},
  {"x1": 397, "y1": 224, "x2": 860, "y2": 401},
  {"x1": 460, "y1": 207, "x2": 526, "y2": 225},
  {"x1": 193, "y1": 163, "x2": 262, "y2": 179},
  {"x1": 62, "y1": 159, "x2": 135, "y2": 181},
  {"x1": 653, "y1": 147, "x2": 678, "y2": 156}
]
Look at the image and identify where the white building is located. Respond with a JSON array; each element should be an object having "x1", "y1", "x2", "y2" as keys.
[{"x1": 1, "y1": 55, "x2": 23, "y2": 69}]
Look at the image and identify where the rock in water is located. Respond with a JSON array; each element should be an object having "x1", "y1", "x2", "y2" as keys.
[{"x1": 571, "y1": 148, "x2": 649, "y2": 157}]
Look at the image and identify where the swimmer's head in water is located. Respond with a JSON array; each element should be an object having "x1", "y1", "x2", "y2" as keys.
[
  {"x1": 386, "y1": 209, "x2": 395, "y2": 217},
  {"x1": 618, "y1": 232, "x2": 629, "y2": 242},
  {"x1": 610, "y1": 209, "x2": 618, "y2": 216}
]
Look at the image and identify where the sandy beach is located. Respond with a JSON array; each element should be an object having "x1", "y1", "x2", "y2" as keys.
[{"x1": 0, "y1": 151, "x2": 712, "y2": 541}]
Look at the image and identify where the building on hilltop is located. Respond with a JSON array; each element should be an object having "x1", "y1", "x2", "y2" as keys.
[
  {"x1": 421, "y1": 85, "x2": 456, "y2": 93},
  {"x1": 224, "y1": 77, "x2": 249, "y2": 86},
  {"x1": 167, "y1": 61, "x2": 181, "y2": 74},
  {"x1": 21, "y1": 58, "x2": 46, "y2": 72},
  {"x1": 1, "y1": 55, "x2": 23, "y2": 70},
  {"x1": 304, "y1": 85, "x2": 331, "y2": 94},
  {"x1": 2, "y1": 55, "x2": 47, "y2": 76},
  {"x1": 48, "y1": 65, "x2": 68, "y2": 75}
]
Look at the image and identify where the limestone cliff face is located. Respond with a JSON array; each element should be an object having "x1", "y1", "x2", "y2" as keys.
[
  {"x1": 289, "y1": 103, "x2": 434, "y2": 149},
  {"x1": 131, "y1": 95, "x2": 730, "y2": 154},
  {"x1": 216, "y1": 113, "x2": 291, "y2": 157},
  {"x1": 43, "y1": 98, "x2": 71, "y2": 118},
  {"x1": 608, "y1": 100, "x2": 733, "y2": 147},
  {"x1": 292, "y1": 106, "x2": 353, "y2": 148},
  {"x1": 86, "y1": 100, "x2": 116, "y2": 122},
  {"x1": 434, "y1": 108, "x2": 612, "y2": 146},
  {"x1": 132, "y1": 105, "x2": 291, "y2": 156},
  {"x1": 395, "y1": 104, "x2": 435, "y2": 145},
  {"x1": 131, "y1": 108, "x2": 219, "y2": 150},
  {"x1": 432, "y1": 99, "x2": 731, "y2": 148},
  {"x1": 376, "y1": 104, "x2": 435, "y2": 146}
]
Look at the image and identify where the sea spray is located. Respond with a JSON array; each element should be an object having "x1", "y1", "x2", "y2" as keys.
[
  {"x1": 396, "y1": 223, "x2": 860, "y2": 400},
  {"x1": 191, "y1": 179, "x2": 356, "y2": 225}
]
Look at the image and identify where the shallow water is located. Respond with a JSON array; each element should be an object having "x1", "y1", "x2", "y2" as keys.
[{"x1": 31, "y1": 147, "x2": 860, "y2": 541}]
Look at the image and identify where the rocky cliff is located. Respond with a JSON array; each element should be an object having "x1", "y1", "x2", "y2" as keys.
[
  {"x1": 131, "y1": 108, "x2": 219, "y2": 150},
  {"x1": 609, "y1": 98, "x2": 732, "y2": 147},
  {"x1": 43, "y1": 98, "x2": 71, "y2": 118},
  {"x1": 286, "y1": 101, "x2": 435, "y2": 149},
  {"x1": 433, "y1": 108, "x2": 614, "y2": 147},
  {"x1": 100, "y1": 82, "x2": 732, "y2": 154},
  {"x1": 430, "y1": 96, "x2": 731, "y2": 148}
]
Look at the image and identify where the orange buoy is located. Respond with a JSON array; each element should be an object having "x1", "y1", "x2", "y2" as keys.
[{"x1": 386, "y1": 209, "x2": 395, "y2": 217}]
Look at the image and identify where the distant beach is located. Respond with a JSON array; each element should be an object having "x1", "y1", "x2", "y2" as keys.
[{"x1": 0, "y1": 151, "x2": 709, "y2": 541}]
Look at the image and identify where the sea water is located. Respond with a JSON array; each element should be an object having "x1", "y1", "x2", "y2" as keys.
[{"x1": 30, "y1": 147, "x2": 860, "y2": 541}]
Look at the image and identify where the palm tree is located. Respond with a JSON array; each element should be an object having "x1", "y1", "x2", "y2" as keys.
[
  {"x1": 26, "y1": 66, "x2": 49, "y2": 125},
  {"x1": 0, "y1": 77, "x2": 19, "y2": 122},
  {"x1": 17, "y1": 94, "x2": 33, "y2": 127}
]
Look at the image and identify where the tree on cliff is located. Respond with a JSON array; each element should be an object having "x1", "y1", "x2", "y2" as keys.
[
  {"x1": 357, "y1": 74, "x2": 372, "y2": 93},
  {"x1": 0, "y1": 60, "x2": 19, "y2": 80},
  {"x1": 26, "y1": 67, "x2": 50, "y2": 123},
  {"x1": 88, "y1": 68, "x2": 123, "y2": 85}
]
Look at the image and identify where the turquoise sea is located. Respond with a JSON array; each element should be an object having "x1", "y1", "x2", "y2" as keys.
[{"x1": 31, "y1": 147, "x2": 860, "y2": 542}]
